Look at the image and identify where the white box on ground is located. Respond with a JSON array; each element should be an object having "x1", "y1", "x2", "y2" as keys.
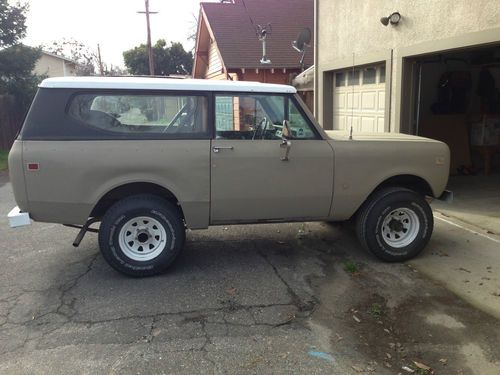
[{"x1": 8, "y1": 206, "x2": 31, "y2": 227}]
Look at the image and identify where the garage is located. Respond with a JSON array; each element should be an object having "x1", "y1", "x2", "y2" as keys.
[
  {"x1": 402, "y1": 44, "x2": 500, "y2": 232},
  {"x1": 333, "y1": 64, "x2": 386, "y2": 132}
]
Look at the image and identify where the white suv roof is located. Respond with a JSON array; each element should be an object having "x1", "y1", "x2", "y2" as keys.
[{"x1": 40, "y1": 77, "x2": 297, "y2": 94}]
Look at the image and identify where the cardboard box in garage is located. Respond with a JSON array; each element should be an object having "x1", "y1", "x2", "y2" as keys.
[
  {"x1": 420, "y1": 115, "x2": 471, "y2": 175},
  {"x1": 470, "y1": 116, "x2": 500, "y2": 146}
]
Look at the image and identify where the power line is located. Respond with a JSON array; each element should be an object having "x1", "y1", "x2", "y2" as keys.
[{"x1": 241, "y1": 0, "x2": 258, "y2": 35}]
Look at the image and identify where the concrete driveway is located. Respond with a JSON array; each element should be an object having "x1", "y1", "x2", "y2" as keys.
[{"x1": 0, "y1": 171, "x2": 499, "y2": 375}]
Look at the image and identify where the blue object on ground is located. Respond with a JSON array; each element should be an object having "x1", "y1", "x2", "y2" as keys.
[{"x1": 308, "y1": 351, "x2": 335, "y2": 363}]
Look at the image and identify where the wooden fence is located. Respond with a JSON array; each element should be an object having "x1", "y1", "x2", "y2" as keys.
[{"x1": 0, "y1": 95, "x2": 22, "y2": 150}]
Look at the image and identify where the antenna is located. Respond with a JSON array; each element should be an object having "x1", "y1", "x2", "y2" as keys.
[
  {"x1": 292, "y1": 28, "x2": 311, "y2": 71},
  {"x1": 349, "y1": 52, "x2": 354, "y2": 140},
  {"x1": 257, "y1": 24, "x2": 272, "y2": 64}
]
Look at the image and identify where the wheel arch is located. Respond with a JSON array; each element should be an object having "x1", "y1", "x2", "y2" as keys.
[
  {"x1": 374, "y1": 174, "x2": 434, "y2": 197},
  {"x1": 351, "y1": 174, "x2": 434, "y2": 220},
  {"x1": 90, "y1": 182, "x2": 184, "y2": 220}
]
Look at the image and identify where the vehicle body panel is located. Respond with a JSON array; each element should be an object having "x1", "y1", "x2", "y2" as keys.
[
  {"x1": 8, "y1": 141, "x2": 29, "y2": 212},
  {"x1": 210, "y1": 139, "x2": 334, "y2": 223},
  {"x1": 21, "y1": 140, "x2": 211, "y2": 228},
  {"x1": 325, "y1": 131, "x2": 450, "y2": 220}
]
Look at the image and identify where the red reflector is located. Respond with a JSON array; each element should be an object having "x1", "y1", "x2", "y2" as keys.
[{"x1": 27, "y1": 163, "x2": 39, "y2": 171}]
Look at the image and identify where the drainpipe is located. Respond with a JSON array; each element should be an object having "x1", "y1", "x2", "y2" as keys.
[{"x1": 313, "y1": 0, "x2": 319, "y2": 118}]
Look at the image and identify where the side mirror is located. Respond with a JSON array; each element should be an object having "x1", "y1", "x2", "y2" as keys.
[{"x1": 282, "y1": 120, "x2": 292, "y2": 139}]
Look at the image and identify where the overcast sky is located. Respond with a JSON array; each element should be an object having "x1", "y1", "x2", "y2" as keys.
[{"x1": 22, "y1": 0, "x2": 218, "y2": 68}]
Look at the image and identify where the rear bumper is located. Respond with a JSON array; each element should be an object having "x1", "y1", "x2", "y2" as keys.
[
  {"x1": 8, "y1": 206, "x2": 31, "y2": 228},
  {"x1": 437, "y1": 190, "x2": 453, "y2": 203}
]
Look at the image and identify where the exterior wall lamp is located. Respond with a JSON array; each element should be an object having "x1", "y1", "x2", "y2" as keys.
[{"x1": 380, "y1": 12, "x2": 401, "y2": 26}]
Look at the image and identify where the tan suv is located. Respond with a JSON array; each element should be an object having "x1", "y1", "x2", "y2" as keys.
[{"x1": 8, "y1": 77, "x2": 451, "y2": 277}]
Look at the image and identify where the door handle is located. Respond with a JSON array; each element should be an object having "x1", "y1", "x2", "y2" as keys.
[
  {"x1": 280, "y1": 139, "x2": 291, "y2": 161},
  {"x1": 212, "y1": 146, "x2": 234, "y2": 153}
]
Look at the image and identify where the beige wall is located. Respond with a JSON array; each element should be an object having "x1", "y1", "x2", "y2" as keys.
[
  {"x1": 316, "y1": 0, "x2": 500, "y2": 132},
  {"x1": 34, "y1": 54, "x2": 77, "y2": 78}
]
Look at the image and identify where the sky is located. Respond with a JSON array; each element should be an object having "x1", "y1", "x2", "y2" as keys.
[{"x1": 21, "y1": 0, "x2": 218, "y2": 68}]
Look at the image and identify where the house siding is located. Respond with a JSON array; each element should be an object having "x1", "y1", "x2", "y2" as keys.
[
  {"x1": 207, "y1": 41, "x2": 223, "y2": 77},
  {"x1": 34, "y1": 54, "x2": 77, "y2": 78}
]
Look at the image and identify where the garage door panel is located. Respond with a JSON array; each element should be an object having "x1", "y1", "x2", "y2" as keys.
[
  {"x1": 333, "y1": 92, "x2": 346, "y2": 111},
  {"x1": 347, "y1": 116, "x2": 361, "y2": 131},
  {"x1": 377, "y1": 117, "x2": 385, "y2": 132},
  {"x1": 378, "y1": 91, "x2": 385, "y2": 110},
  {"x1": 333, "y1": 115, "x2": 343, "y2": 130},
  {"x1": 361, "y1": 91, "x2": 377, "y2": 110},
  {"x1": 333, "y1": 65, "x2": 386, "y2": 133},
  {"x1": 361, "y1": 117, "x2": 376, "y2": 132},
  {"x1": 347, "y1": 92, "x2": 360, "y2": 110}
]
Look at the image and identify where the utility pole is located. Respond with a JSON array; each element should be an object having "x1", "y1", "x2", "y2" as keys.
[
  {"x1": 137, "y1": 0, "x2": 158, "y2": 76},
  {"x1": 97, "y1": 44, "x2": 105, "y2": 75}
]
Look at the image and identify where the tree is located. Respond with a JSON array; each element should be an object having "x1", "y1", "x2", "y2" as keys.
[
  {"x1": 47, "y1": 39, "x2": 130, "y2": 76},
  {"x1": 0, "y1": 0, "x2": 28, "y2": 48},
  {"x1": 105, "y1": 65, "x2": 129, "y2": 77},
  {"x1": 0, "y1": 1, "x2": 42, "y2": 110},
  {"x1": 0, "y1": 44, "x2": 41, "y2": 108},
  {"x1": 123, "y1": 39, "x2": 193, "y2": 76},
  {"x1": 46, "y1": 38, "x2": 98, "y2": 76}
]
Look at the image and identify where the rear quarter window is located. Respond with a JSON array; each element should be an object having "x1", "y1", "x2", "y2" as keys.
[{"x1": 68, "y1": 93, "x2": 208, "y2": 136}]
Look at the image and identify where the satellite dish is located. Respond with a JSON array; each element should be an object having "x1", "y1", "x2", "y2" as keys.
[
  {"x1": 292, "y1": 28, "x2": 311, "y2": 52},
  {"x1": 292, "y1": 28, "x2": 311, "y2": 70}
]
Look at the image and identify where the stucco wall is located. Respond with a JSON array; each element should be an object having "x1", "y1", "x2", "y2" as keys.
[{"x1": 316, "y1": 0, "x2": 500, "y2": 131}]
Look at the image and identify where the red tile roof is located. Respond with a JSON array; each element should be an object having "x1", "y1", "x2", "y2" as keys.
[{"x1": 201, "y1": 0, "x2": 314, "y2": 69}]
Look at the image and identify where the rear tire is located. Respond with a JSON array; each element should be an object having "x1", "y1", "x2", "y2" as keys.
[
  {"x1": 98, "y1": 194, "x2": 185, "y2": 277},
  {"x1": 356, "y1": 187, "x2": 433, "y2": 262}
]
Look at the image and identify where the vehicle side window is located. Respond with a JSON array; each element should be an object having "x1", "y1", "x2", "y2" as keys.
[
  {"x1": 68, "y1": 94, "x2": 208, "y2": 136},
  {"x1": 214, "y1": 94, "x2": 318, "y2": 140},
  {"x1": 215, "y1": 95, "x2": 284, "y2": 140},
  {"x1": 287, "y1": 99, "x2": 317, "y2": 139}
]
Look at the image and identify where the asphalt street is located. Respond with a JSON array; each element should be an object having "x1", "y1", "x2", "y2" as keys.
[{"x1": 0, "y1": 171, "x2": 499, "y2": 374}]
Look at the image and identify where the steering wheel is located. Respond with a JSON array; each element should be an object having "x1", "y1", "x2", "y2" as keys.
[{"x1": 252, "y1": 117, "x2": 268, "y2": 140}]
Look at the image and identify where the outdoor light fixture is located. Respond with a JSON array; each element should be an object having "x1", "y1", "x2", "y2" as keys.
[{"x1": 380, "y1": 12, "x2": 401, "y2": 26}]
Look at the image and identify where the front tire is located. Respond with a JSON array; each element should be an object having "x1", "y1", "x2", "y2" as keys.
[
  {"x1": 356, "y1": 187, "x2": 433, "y2": 262},
  {"x1": 98, "y1": 195, "x2": 185, "y2": 277}
]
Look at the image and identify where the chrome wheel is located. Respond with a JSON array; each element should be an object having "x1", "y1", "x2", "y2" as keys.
[
  {"x1": 118, "y1": 216, "x2": 167, "y2": 261},
  {"x1": 381, "y1": 207, "x2": 420, "y2": 248}
]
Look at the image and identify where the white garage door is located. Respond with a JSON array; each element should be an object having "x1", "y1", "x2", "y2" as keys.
[{"x1": 333, "y1": 65, "x2": 386, "y2": 132}]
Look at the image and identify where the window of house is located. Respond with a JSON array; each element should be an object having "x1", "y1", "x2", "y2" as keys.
[
  {"x1": 335, "y1": 72, "x2": 346, "y2": 87},
  {"x1": 362, "y1": 68, "x2": 376, "y2": 84},
  {"x1": 347, "y1": 70, "x2": 360, "y2": 86},
  {"x1": 68, "y1": 94, "x2": 208, "y2": 136},
  {"x1": 379, "y1": 66, "x2": 386, "y2": 83},
  {"x1": 215, "y1": 95, "x2": 317, "y2": 140}
]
